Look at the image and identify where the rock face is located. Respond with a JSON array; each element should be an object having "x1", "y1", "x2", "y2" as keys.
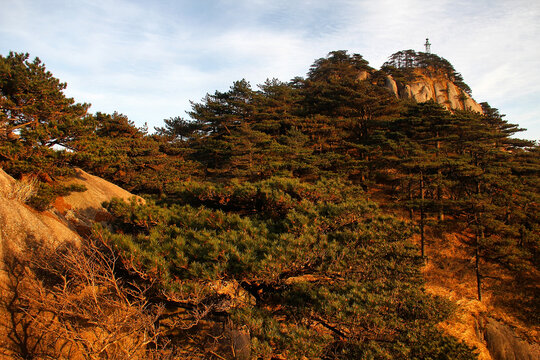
[
  {"x1": 482, "y1": 318, "x2": 540, "y2": 360},
  {"x1": 432, "y1": 294, "x2": 540, "y2": 360},
  {"x1": 0, "y1": 169, "x2": 79, "y2": 262},
  {"x1": 59, "y1": 168, "x2": 144, "y2": 214},
  {"x1": 0, "y1": 168, "x2": 143, "y2": 270},
  {"x1": 384, "y1": 75, "x2": 399, "y2": 98},
  {"x1": 357, "y1": 70, "x2": 371, "y2": 81},
  {"x1": 55, "y1": 168, "x2": 145, "y2": 234},
  {"x1": 381, "y1": 69, "x2": 484, "y2": 113}
]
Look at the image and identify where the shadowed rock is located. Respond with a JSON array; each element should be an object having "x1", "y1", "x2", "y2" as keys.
[{"x1": 483, "y1": 318, "x2": 540, "y2": 360}]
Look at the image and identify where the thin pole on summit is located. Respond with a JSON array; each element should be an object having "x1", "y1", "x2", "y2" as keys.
[{"x1": 425, "y1": 38, "x2": 431, "y2": 53}]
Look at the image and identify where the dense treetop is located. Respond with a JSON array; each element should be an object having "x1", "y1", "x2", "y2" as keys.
[{"x1": 382, "y1": 50, "x2": 472, "y2": 94}]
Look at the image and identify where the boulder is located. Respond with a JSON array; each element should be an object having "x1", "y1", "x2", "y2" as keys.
[
  {"x1": 384, "y1": 75, "x2": 399, "y2": 98},
  {"x1": 0, "y1": 167, "x2": 144, "y2": 269},
  {"x1": 357, "y1": 70, "x2": 371, "y2": 81},
  {"x1": 209, "y1": 279, "x2": 256, "y2": 308},
  {"x1": 58, "y1": 168, "x2": 144, "y2": 219}
]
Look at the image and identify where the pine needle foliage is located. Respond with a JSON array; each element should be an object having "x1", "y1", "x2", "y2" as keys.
[
  {"x1": 102, "y1": 178, "x2": 476, "y2": 359},
  {"x1": 2, "y1": 49, "x2": 538, "y2": 358}
]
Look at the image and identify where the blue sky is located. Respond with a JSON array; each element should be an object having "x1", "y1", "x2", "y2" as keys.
[{"x1": 1, "y1": 0, "x2": 539, "y2": 140}]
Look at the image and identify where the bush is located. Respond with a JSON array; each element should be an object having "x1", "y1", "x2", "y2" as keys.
[
  {"x1": 27, "y1": 183, "x2": 87, "y2": 211},
  {"x1": 0, "y1": 236, "x2": 173, "y2": 359},
  {"x1": 101, "y1": 178, "x2": 477, "y2": 359}
]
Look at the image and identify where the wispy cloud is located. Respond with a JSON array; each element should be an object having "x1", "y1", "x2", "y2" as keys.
[{"x1": 1, "y1": 0, "x2": 539, "y2": 139}]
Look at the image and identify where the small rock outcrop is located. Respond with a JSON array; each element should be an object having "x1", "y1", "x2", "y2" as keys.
[
  {"x1": 0, "y1": 169, "x2": 79, "y2": 261},
  {"x1": 384, "y1": 75, "x2": 399, "y2": 98},
  {"x1": 382, "y1": 69, "x2": 484, "y2": 113},
  {"x1": 60, "y1": 168, "x2": 144, "y2": 214},
  {"x1": 357, "y1": 70, "x2": 371, "y2": 81},
  {"x1": 54, "y1": 168, "x2": 145, "y2": 234},
  {"x1": 482, "y1": 318, "x2": 540, "y2": 360},
  {"x1": 434, "y1": 296, "x2": 540, "y2": 360},
  {"x1": 0, "y1": 168, "x2": 143, "y2": 270}
]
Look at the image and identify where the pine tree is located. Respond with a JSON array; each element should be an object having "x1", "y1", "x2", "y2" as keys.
[
  {"x1": 0, "y1": 52, "x2": 89, "y2": 178},
  {"x1": 446, "y1": 109, "x2": 533, "y2": 300},
  {"x1": 154, "y1": 116, "x2": 202, "y2": 142},
  {"x1": 384, "y1": 102, "x2": 455, "y2": 259},
  {"x1": 0, "y1": 52, "x2": 89, "y2": 150}
]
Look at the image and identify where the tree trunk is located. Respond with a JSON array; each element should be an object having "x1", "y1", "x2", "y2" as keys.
[
  {"x1": 420, "y1": 172, "x2": 425, "y2": 260},
  {"x1": 437, "y1": 172, "x2": 444, "y2": 221},
  {"x1": 475, "y1": 231, "x2": 482, "y2": 301},
  {"x1": 408, "y1": 178, "x2": 414, "y2": 220},
  {"x1": 435, "y1": 135, "x2": 444, "y2": 221}
]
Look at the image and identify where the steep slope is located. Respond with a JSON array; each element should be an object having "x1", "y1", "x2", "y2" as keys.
[
  {"x1": 0, "y1": 168, "x2": 149, "y2": 359},
  {"x1": 0, "y1": 169, "x2": 79, "y2": 260},
  {"x1": 54, "y1": 168, "x2": 145, "y2": 235},
  {"x1": 423, "y1": 233, "x2": 540, "y2": 360},
  {"x1": 0, "y1": 168, "x2": 143, "y2": 267}
]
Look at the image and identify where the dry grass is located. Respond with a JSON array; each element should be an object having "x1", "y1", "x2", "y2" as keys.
[
  {"x1": 4, "y1": 177, "x2": 38, "y2": 202},
  {"x1": 426, "y1": 284, "x2": 492, "y2": 360},
  {"x1": 0, "y1": 236, "x2": 174, "y2": 360},
  {"x1": 422, "y1": 231, "x2": 492, "y2": 359},
  {"x1": 422, "y1": 230, "x2": 539, "y2": 359}
]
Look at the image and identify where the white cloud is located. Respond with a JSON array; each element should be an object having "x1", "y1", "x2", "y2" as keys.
[{"x1": 1, "y1": 0, "x2": 539, "y2": 139}]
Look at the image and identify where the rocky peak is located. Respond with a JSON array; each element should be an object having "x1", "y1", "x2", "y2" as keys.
[
  {"x1": 378, "y1": 50, "x2": 484, "y2": 113},
  {"x1": 382, "y1": 69, "x2": 484, "y2": 113}
]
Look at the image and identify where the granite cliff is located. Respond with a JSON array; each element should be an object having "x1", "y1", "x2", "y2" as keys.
[
  {"x1": 382, "y1": 68, "x2": 484, "y2": 113},
  {"x1": 373, "y1": 50, "x2": 484, "y2": 113},
  {"x1": 355, "y1": 66, "x2": 483, "y2": 113}
]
